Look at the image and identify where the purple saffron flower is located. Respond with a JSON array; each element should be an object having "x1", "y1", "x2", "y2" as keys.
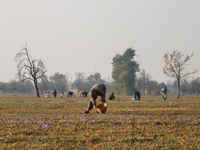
[
  {"x1": 33, "y1": 120, "x2": 37, "y2": 124},
  {"x1": 42, "y1": 125, "x2": 49, "y2": 128},
  {"x1": 177, "y1": 118, "x2": 181, "y2": 121},
  {"x1": 91, "y1": 120, "x2": 95, "y2": 123},
  {"x1": 186, "y1": 123, "x2": 192, "y2": 125},
  {"x1": 86, "y1": 140, "x2": 89, "y2": 142},
  {"x1": 113, "y1": 126, "x2": 115, "y2": 128}
]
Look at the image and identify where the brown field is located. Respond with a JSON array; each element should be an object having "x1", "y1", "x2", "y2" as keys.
[{"x1": 0, "y1": 95, "x2": 199, "y2": 149}]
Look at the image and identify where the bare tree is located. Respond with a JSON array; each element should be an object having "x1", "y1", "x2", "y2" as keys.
[
  {"x1": 163, "y1": 50, "x2": 198, "y2": 98},
  {"x1": 136, "y1": 69, "x2": 151, "y2": 95},
  {"x1": 72, "y1": 72, "x2": 85, "y2": 90},
  {"x1": 14, "y1": 43, "x2": 47, "y2": 97}
]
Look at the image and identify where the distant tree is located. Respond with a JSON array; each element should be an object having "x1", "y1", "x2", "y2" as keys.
[
  {"x1": 180, "y1": 79, "x2": 189, "y2": 95},
  {"x1": 72, "y1": 72, "x2": 85, "y2": 90},
  {"x1": 0, "y1": 82, "x2": 8, "y2": 93},
  {"x1": 38, "y1": 75, "x2": 51, "y2": 95},
  {"x1": 86, "y1": 72, "x2": 105, "y2": 86},
  {"x1": 163, "y1": 50, "x2": 198, "y2": 98},
  {"x1": 147, "y1": 80, "x2": 159, "y2": 95},
  {"x1": 104, "y1": 76, "x2": 114, "y2": 95},
  {"x1": 189, "y1": 78, "x2": 200, "y2": 95},
  {"x1": 7, "y1": 80, "x2": 18, "y2": 93},
  {"x1": 81, "y1": 82, "x2": 91, "y2": 93},
  {"x1": 165, "y1": 80, "x2": 177, "y2": 95},
  {"x1": 17, "y1": 80, "x2": 34, "y2": 94},
  {"x1": 136, "y1": 69, "x2": 151, "y2": 95},
  {"x1": 49, "y1": 72, "x2": 68, "y2": 93},
  {"x1": 14, "y1": 43, "x2": 47, "y2": 97},
  {"x1": 112, "y1": 48, "x2": 139, "y2": 95}
]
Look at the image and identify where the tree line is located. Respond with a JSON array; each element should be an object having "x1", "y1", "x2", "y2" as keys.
[
  {"x1": 1, "y1": 70, "x2": 199, "y2": 97},
  {"x1": 0, "y1": 43, "x2": 198, "y2": 98}
]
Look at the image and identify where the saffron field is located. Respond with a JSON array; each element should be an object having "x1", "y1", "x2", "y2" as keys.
[{"x1": 0, "y1": 95, "x2": 199, "y2": 149}]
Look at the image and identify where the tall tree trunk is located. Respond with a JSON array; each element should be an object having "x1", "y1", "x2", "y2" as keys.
[
  {"x1": 177, "y1": 79, "x2": 180, "y2": 99},
  {"x1": 34, "y1": 79, "x2": 40, "y2": 97}
]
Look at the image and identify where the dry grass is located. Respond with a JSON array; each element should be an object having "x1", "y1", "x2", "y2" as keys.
[{"x1": 0, "y1": 95, "x2": 199, "y2": 149}]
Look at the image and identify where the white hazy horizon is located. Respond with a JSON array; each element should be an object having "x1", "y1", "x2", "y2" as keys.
[{"x1": 0, "y1": 1, "x2": 200, "y2": 83}]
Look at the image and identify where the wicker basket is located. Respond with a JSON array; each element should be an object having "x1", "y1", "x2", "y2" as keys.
[{"x1": 96, "y1": 103, "x2": 107, "y2": 114}]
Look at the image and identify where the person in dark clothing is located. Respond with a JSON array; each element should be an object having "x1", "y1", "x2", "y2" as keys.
[
  {"x1": 68, "y1": 91, "x2": 74, "y2": 97},
  {"x1": 53, "y1": 89, "x2": 57, "y2": 98},
  {"x1": 82, "y1": 91, "x2": 88, "y2": 97},
  {"x1": 135, "y1": 91, "x2": 140, "y2": 100},
  {"x1": 109, "y1": 92, "x2": 115, "y2": 100},
  {"x1": 84, "y1": 84, "x2": 106, "y2": 114}
]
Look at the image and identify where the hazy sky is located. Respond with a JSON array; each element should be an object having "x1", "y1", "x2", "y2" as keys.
[{"x1": 0, "y1": 0, "x2": 200, "y2": 83}]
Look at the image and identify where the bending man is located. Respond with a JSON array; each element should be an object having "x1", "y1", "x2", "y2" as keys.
[
  {"x1": 135, "y1": 91, "x2": 141, "y2": 100},
  {"x1": 84, "y1": 84, "x2": 106, "y2": 114}
]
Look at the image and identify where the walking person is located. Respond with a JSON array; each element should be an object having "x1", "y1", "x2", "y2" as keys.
[
  {"x1": 53, "y1": 89, "x2": 57, "y2": 98},
  {"x1": 161, "y1": 86, "x2": 167, "y2": 100},
  {"x1": 84, "y1": 84, "x2": 106, "y2": 114}
]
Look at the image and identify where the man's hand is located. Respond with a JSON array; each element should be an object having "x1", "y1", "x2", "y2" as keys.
[
  {"x1": 95, "y1": 107, "x2": 98, "y2": 113},
  {"x1": 100, "y1": 101, "x2": 103, "y2": 104}
]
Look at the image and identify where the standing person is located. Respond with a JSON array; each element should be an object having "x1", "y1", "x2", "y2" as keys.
[
  {"x1": 84, "y1": 84, "x2": 106, "y2": 114},
  {"x1": 109, "y1": 92, "x2": 115, "y2": 100},
  {"x1": 79, "y1": 89, "x2": 83, "y2": 97},
  {"x1": 45, "y1": 89, "x2": 50, "y2": 98},
  {"x1": 161, "y1": 86, "x2": 167, "y2": 100},
  {"x1": 53, "y1": 89, "x2": 57, "y2": 98},
  {"x1": 135, "y1": 91, "x2": 141, "y2": 100}
]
